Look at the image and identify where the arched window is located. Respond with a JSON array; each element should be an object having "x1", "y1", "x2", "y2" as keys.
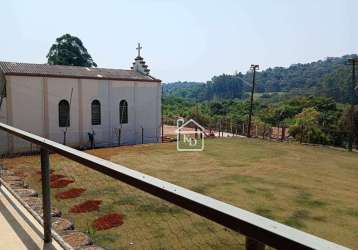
[
  {"x1": 119, "y1": 100, "x2": 128, "y2": 124},
  {"x1": 91, "y1": 100, "x2": 101, "y2": 125},
  {"x1": 59, "y1": 100, "x2": 70, "y2": 127}
]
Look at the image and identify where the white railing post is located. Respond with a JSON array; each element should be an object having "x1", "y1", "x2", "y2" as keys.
[{"x1": 40, "y1": 148, "x2": 52, "y2": 243}]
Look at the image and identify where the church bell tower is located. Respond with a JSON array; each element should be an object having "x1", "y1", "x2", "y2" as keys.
[{"x1": 131, "y1": 43, "x2": 150, "y2": 75}]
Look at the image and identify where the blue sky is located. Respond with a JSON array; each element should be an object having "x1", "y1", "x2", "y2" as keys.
[{"x1": 1, "y1": 0, "x2": 357, "y2": 82}]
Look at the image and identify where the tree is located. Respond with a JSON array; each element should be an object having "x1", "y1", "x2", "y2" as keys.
[
  {"x1": 207, "y1": 74, "x2": 244, "y2": 100},
  {"x1": 341, "y1": 105, "x2": 358, "y2": 149},
  {"x1": 289, "y1": 108, "x2": 327, "y2": 144},
  {"x1": 47, "y1": 34, "x2": 97, "y2": 67},
  {"x1": 209, "y1": 102, "x2": 227, "y2": 116},
  {"x1": 252, "y1": 117, "x2": 271, "y2": 139},
  {"x1": 191, "y1": 104, "x2": 210, "y2": 128},
  {"x1": 316, "y1": 67, "x2": 351, "y2": 103}
]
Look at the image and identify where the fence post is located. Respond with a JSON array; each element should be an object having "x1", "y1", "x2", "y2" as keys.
[
  {"x1": 118, "y1": 128, "x2": 121, "y2": 146},
  {"x1": 156, "y1": 126, "x2": 159, "y2": 143},
  {"x1": 219, "y1": 122, "x2": 222, "y2": 138},
  {"x1": 0, "y1": 165, "x2": 2, "y2": 188},
  {"x1": 40, "y1": 148, "x2": 52, "y2": 243},
  {"x1": 245, "y1": 237, "x2": 265, "y2": 250},
  {"x1": 141, "y1": 127, "x2": 144, "y2": 144}
]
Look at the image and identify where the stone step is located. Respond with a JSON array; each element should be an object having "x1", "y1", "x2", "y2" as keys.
[
  {"x1": 61, "y1": 231, "x2": 92, "y2": 249},
  {"x1": 0, "y1": 165, "x2": 8, "y2": 170},
  {"x1": 14, "y1": 188, "x2": 38, "y2": 198},
  {"x1": 22, "y1": 197, "x2": 42, "y2": 208},
  {"x1": 34, "y1": 206, "x2": 62, "y2": 218},
  {"x1": 1, "y1": 170, "x2": 15, "y2": 176},
  {"x1": 52, "y1": 218, "x2": 74, "y2": 233},
  {"x1": 7, "y1": 180, "x2": 26, "y2": 189},
  {"x1": 2, "y1": 175, "x2": 23, "y2": 182}
]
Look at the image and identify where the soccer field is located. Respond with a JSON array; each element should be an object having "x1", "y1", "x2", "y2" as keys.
[{"x1": 3, "y1": 138, "x2": 358, "y2": 249}]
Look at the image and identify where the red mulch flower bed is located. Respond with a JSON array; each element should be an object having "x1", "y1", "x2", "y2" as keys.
[
  {"x1": 93, "y1": 213, "x2": 124, "y2": 230},
  {"x1": 50, "y1": 179, "x2": 74, "y2": 188},
  {"x1": 55, "y1": 188, "x2": 86, "y2": 200},
  {"x1": 51, "y1": 174, "x2": 66, "y2": 181},
  {"x1": 69, "y1": 200, "x2": 102, "y2": 213}
]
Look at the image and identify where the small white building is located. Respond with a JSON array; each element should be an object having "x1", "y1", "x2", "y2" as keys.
[{"x1": 0, "y1": 52, "x2": 161, "y2": 154}]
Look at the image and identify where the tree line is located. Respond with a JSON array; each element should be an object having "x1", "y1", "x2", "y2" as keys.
[
  {"x1": 163, "y1": 94, "x2": 358, "y2": 148},
  {"x1": 164, "y1": 54, "x2": 357, "y2": 104}
]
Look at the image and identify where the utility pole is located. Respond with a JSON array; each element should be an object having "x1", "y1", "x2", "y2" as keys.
[
  {"x1": 347, "y1": 58, "x2": 357, "y2": 151},
  {"x1": 247, "y1": 64, "x2": 259, "y2": 138}
]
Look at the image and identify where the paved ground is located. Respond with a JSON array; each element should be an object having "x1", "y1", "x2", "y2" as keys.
[{"x1": 0, "y1": 186, "x2": 63, "y2": 250}]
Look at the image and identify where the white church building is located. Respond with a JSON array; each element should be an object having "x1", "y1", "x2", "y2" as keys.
[{"x1": 0, "y1": 49, "x2": 161, "y2": 154}]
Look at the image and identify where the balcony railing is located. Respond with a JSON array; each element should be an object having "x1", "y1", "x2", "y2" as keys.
[{"x1": 0, "y1": 122, "x2": 350, "y2": 250}]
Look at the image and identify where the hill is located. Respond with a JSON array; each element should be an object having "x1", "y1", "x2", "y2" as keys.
[{"x1": 163, "y1": 54, "x2": 357, "y2": 103}]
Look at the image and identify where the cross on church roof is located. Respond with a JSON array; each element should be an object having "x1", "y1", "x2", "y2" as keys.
[{"x1": 136, "y1": 43, "x2": 142, "y2": 57}]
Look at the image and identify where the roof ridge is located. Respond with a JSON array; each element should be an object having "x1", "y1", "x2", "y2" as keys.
[
  {"x1": 0, "y1": 61, "x2": 161, "y2": 82},
  {"x1": 0, "y1": 61, "x2": 134, "y2": 72}
]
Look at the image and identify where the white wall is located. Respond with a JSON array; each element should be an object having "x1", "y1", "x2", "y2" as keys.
[
  {"x1": 8, "y1": 76, "x2": 43, "y2": 152},
  {"x1": 47, "y1": 77, "x2": 79, "y2": 146},
  {"x1": 0, "y1": 74, "x2": 161, "y2": 154},
  {"x1": 81, "y1": 79, "x2": 161, "y2": 147},
  {"x1": 135, "y1": 82, "x2": 161, "y2": 143},
  {"x1": 0, "y1": 98, "x2": 8, "y2": 153},
  {"x1": 109, "y1": 80, "x2": 135, "y2": 145},
  {"x1": 80, "y1": 79, "x2": 110, "y2": 147}
]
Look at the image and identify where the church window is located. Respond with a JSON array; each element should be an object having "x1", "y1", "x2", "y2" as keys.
[
  {"x1": 59, "y1": 100, "x2": 70, "y2": 127},
  {"x1": 91, "y1": 100, "x2": 101, "y2": 125},
  {"x1": 119, "y1": 100, "x2": 128, "y2": 124}
]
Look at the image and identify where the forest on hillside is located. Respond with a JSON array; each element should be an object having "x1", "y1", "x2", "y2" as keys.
[
  {"x1": 163, "y1": 55, "x2": 358, "y2": 148},
  {"x1": 164, "y1": 54, "x2": 356, "y2": 103}
]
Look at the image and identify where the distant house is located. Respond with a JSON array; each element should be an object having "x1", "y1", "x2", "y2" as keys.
[{"x1": 0, "y1": 49, "x2": 161, "y2": 154}]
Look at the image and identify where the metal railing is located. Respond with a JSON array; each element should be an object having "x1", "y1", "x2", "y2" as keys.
[{"x1": 0, "y1": 122, "x2": 350, "y2": 250}]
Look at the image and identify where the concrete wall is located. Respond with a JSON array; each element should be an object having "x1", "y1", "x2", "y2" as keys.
[
  {"x1": 80, "y1": 79, "x2": 111, "y2": 147},
  {"x1": 0, "y1": 75, "x2": 161, "y2": 154},
  {"x1": 6, "y1": 76, "x2": 43, "y2": 153},
  {"x1": 47, "y1": 77, "x2": 80, "y2": 146},
  {"x1": 0, "y1": 71, "x2": 7, "y2": 153},
  {"x1": 0, "y1": 98, "x2": 8, "y2": 153},
  {"x1": 79, "y1": 79, "x2": 161, "y2": 147},
  {"x1": 135, "y1": 82, "x2": 161, "y2": 144}
]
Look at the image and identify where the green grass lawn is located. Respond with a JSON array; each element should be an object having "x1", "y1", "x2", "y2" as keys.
[{"x1": 3, "y1": 138, "x2": 358, "y2": 249}]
